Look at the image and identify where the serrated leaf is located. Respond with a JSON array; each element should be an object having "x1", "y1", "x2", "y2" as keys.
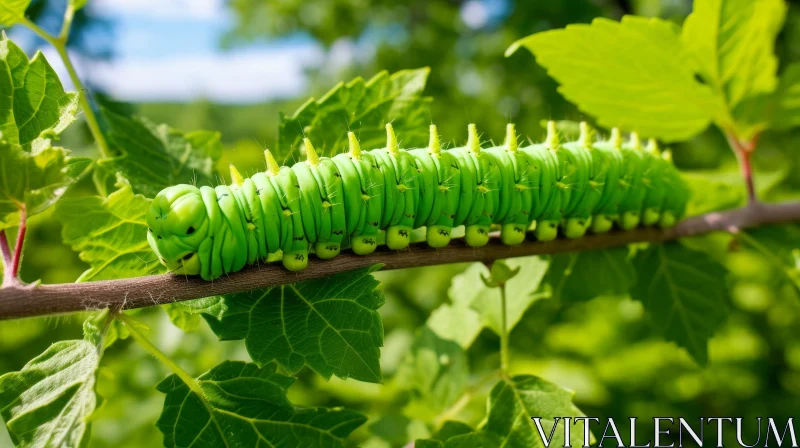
[
  {"x1": 163, "y1": 303, "x2": 201, "y2": 332},
  {"x1": 416, "y1": 421, "x2": 493, "y2": 448},
  {"x1": 83, "y1": 310, "x2": 129, "y2": 349},
  {"x1": 630, "y1": 242, "x2": 729, "y2": 364},
  {"x1": 0, "y1": 340, "x2": 99, "y2": 448},
  {"x1": 483, "y1": 376, "x2": 589, "y2": 448},
  {"x1": 741, "y1": 225, "x2": 800, "y2": 291},
  {"x1": 96, "y1": 108, "x2": 223, "y2": 198},
  {"x1": 507, "y1": 16, "x2": 721, "y2": 142},
  {"x1": 279, "y1": 68, "x2": 431, "y2": 159},
  {"x1": 55, "y1": 185, "x2": 165, "y2": 281},
  {"x1": 429, "y1": 257, "x2": 548, "y2": 348},
  {"x1": 682, "y1": 0, "x2": 786, "y2": 109},
  {"x1": 156, "y1": 361, "x2": 366, "y2": 448},
  {"x1": 771, "y1": 64, "x2": 800, "y2": 131},
  {"x1": 540, "y1": 247, "x2": 635, "y2": 303},
  {"x1": 0, "y1": 34, "x2": 79, "y2": 149},
  {"x1": 396, "y1": 328, "x2": 468, "y2": 420},
  {"x1": 0, "y1": 140, "x2": 91, "y2": 230},
  {"x1": 194, "y1": 265, "x2": 385, "y2": 383}
]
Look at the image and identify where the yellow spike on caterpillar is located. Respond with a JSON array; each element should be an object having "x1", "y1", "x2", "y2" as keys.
[
  {"x1": 428, "y1": 124, "x2": 441, "y2": 155},
  {"x1": 229, "y1": 163, "x2": 244, "y2": 187},
  {"x1": 148, "y1": 122, "x2": 691, "y2": 280},
  {"x1": 578, "y1": 121, "x2": 593, "y2": 148},
  {"x1": 303, "y1": 138, "x2": 320, "y2": 166},
  {"x1": 504, "y1": 123, "x2": 518, "y2": 153},
  {"x1": 467, "y1": 123, "x2": 481, "y2": 154},
  {"x1": 264, "y1": 149, "x2": 280, "y2": 176},
  {"x1": 646, "y1": 138, "x2": 660, "y2": 155},
  {"x1": 629, "y1": 132, "x2": 642, "y2": 150},
  {"x1": 544, "y1": 120, "x2": 559, "y2": 149},
  {"x1": 609, "y1": 128, "x2": 622, "y2": 149},
  {"x1": 348, "y1": 131, "x2": 362, "y2": 159},
  {"x1": 386, "y1": 123, "x2": 399, "y2": 155}
]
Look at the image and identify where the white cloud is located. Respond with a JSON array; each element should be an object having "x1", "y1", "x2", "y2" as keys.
[
  {"x1": 88, "y1": 0, "x2": 229, "y2": 20},
  {"x1": 47, "y1": 45, "x2": 324, "y2": 103}
]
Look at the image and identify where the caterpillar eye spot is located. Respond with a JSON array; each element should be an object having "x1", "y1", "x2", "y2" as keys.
[
  {"x1": 295, "y1": 254, "x2": 305, "y2": 261},
  {"x1": 182, "y1": 253, "x2": 194, "y2": 261},
  {"x1": 157, "y1": 235, "x2": 162, "y2": 239},
  {"x1": 148, "y1": 228, "x2": 153, "y2": 233},
  {"x1": 256, "y1": 188, "x2": 262, "y2": 196},
  {"x1": 334, "y1": 172, "x2": 341, "y2": 177},
  {"x1": 398, "y1": 230, "x2": 409, "y2": 237},
  {"x1": 186, "y1": 226, "x2": 195, "y2": 235},
  {"x1": 438, "y1": 229, "x2": 449, "y2": 236}
]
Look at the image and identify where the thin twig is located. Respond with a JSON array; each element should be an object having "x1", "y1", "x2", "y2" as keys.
[
  {"x1": 0, "y1": 201, "x2": 798, "y2": 320},
  {"x1": 725, "y1": 132, "x2": 758, "y2": 204},
  {"x1": 10, "y1": 206, "x2": 26, "y2": 280}
]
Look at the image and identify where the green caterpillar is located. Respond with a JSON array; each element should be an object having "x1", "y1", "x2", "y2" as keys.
[{"x1": 147, "y1": 121, "x2": 689, "y2": 280}]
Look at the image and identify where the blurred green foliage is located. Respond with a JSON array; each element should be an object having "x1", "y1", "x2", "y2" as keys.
[{"x1": 2, "y1": 0, "x2": 800, "y2": 447}]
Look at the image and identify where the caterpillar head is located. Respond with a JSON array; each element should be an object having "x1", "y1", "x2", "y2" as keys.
[{"x1": 147, "y1": 185, "x2": 210, "y2": 276}]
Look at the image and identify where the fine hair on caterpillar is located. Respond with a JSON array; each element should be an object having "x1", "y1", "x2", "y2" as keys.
[{"x1": 147, "y1": 121, "x2": 689, "y2": 280}]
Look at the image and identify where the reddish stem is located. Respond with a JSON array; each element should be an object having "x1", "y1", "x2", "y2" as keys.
[
  {"x1": 726, "y1": 133, "x2": 758, "y2": 204},
  {"x1": 11, "y1": 207, "x2": 27, "y2": 279}
]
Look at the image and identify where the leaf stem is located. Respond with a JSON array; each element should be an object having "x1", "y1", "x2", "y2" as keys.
[
  {"x1": 119, "y1": 313, "x2": 203, "y2": 397},
  {"x1": 499, "y1": 282, "x2": 509, "y2": 374},
  {"x1": 20, "y1": 17, "x2": 113, "y2": 159},
  {"x1": 10, "y1": 206, "x2": 26, "y2": 280},
  {"x1": 725, "y1": 132, "x2": 758, "y2": 204}
]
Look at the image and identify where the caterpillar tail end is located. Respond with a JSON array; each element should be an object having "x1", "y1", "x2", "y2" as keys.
[
  {"x1": 465, "y1": 225, "x2": 490, "y2": 247},
  {"x1": 314, "y1": 242, "x2": 340, "y2": 259},
  {"x1": 500, "y1": 223, "x2": 526, "y2": 245},
  {"x1": 386, "y1": 226, "x2": 412, "y2": 250},
  {"x1": 282, "y1": 251, "x2": 309, "y2": 271},
  {"x1": 426, "y1": 225, "x2": 451, "y2": 248},
  {"x1": 535, "y1": 220, "x2": 559, "y2": 241},
  {"x1": 564, "y1": 217, "x2": 592, "y2": 239},
  {"x1": 352, "y1": 235, "x2": 378, "y2": 255},
  {"x1": 591, "y1": 214, "x2": 615, "y2": 233}
]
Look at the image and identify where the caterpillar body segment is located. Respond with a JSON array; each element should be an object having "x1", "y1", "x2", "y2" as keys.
[{"x1": 147, "y1": 121, "x2": 690, "y2": 280}]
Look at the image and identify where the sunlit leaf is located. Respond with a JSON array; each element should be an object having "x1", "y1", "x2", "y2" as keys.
[
  {"x1": 630, "y1": 242, "x2": 729, "y2": 364},
  {"x1": 0, "y1": 340, "x2": 99, "y2": 448},
  {"x1": 55, "y1": 185, "x2": 165, "y2": 282},
  {"x1": 156, "y1": 361, "x2": 366, "y2": 448},
  {"x1": 193, "y1": 265, "x2": 385, "y2": 383},
  {"x1": 771, "y1": 63, "x2": 800, "y2": 131},
  {"x1": 540, "y1": 247, "x2": 635, "y2": 303},
  {"x1": 507, "y1": 16, "x2": 722, "y2": 142},
  {"x1": 278, "y1": 68, "x2": 431, "y2": 159},
  {"x1": 0, "y1": 33, "x2": 79, "y2": 149}
]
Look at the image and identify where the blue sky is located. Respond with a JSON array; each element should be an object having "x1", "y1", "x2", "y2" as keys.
[{"x1": 11, "y1": 0, "x2": 506, "y2": 103}]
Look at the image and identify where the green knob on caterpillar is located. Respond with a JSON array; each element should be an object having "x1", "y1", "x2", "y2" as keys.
[
  {"x1": 467, "y1": 123, "x2": 481, "y2": 154},
  {"x1": 646, "y1": 138, "x2": 660, "y2": 155},
  {"x1": 348, "y1": 131, "x2": 362, "y2": 159},
  {"x1": 504, "y1": 123, "x2": 518, "y2": 153},
  {"x1": 386, "y1": 123, "x2": 399, "y2": 155},
  {"x1": 578, "y1": 121, "x2": 593, "y2": 148},
  {"x1": 386, "y1": 225, "x2": 412, "y2": 250},
  {"x1": 544, "y1": 120, "x2": 559, "y2": 149},
  {"x1": 428, "y1": 125, "x2": 441, "y2": 155},
  {"x1": 621, "y1": 211, "x2": 640, "y2": 230},
  {"x1": 229, "y1": 163, "x2": 244, "y2": 188},
  {"x1": 643, "y1": 208, "x2": 660, "y2": 226},
  {"x1": 500, "y1": 223, "x2": 526, "y2": 245},
  {"x1": 535, "y1": 220, "x2": 559, "y2": 241},
  {"x1": 465, "y1": 225, "x2": 490, "y2": 247},
  {"x1": 662, "y1": 149, "x2": 673, "y2": 163},
  {"x1": 282, "y1": 251, "x2": 309, "y2": 271},
  {"x1": 314, "y1": 242, "x2": 340, "y2": 259},
  {"x1": 303, "y1": 138, "x2": 320, "y2": 166},
  {"x1": 629, "y1": 132, "x2": 642, "y2": 150},
  {"x1": 426, "y1": 225, "x2": 451, "y2": 248},
  {"x1": 660, "y1": 211, "x2": 676, "y2": 228},
  {"x1": 591, "y1": 214, "x2": 614, "y2": 233},
  {"x1": 265, "y1": 149, "x2": 280, "y2": 176},
  {"x1": 352, "y1": 235, "x2": 377, "y2": 255},
  {"x1": 564, "y1": 217, "x2": 591, "y2": 239},
  {"x1": 609, "y1": 128, "x2": 622, "y2": 150}
]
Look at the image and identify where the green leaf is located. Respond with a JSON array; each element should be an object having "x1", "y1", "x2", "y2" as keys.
[
  {"x1": 163, "y1": 303, "x2": 201, "y2": 332},
  {"x1": 0, "y1": 1, "x2": 30, "y2": 26},
  {"x1": 55, "y1": 185, "x2": 165, "y2": 281},
  {"x1": 540, "y1": 247, "x2": 635, "y2": 303},
  {"x1": 771, "y1": 63, "x2": 800, "y2": 131},
  {"x1": 0, "y1": 140, "x2": 91, "y2": 230},
  {"x1": 682, "y1": 0, "x2": 786, "y2": 109},
  {"x1": 417, "y1": 425, "x2": 499, "y2": 448},
  {"x1": 0, "y1": 34, "x2": 80, "y2": 149},
  {"x1": 278, "y1": 68, "x2": 431, "y2": 159},
  {"x1": 741, "y1": 225, "x2": 800, "y2": 292},
  {"x1": 630, "y1": 242, "x2": 729, "y2": 364},
  {"x1": 83, "y1": 309, "x2": 129, "y2": 349},
  {"x1": 429, "y1": 257, "x2": 548, "y2": 348},
  {"x1": 483, "y1": 375, "x2": 590, "y2": 448},
  {"x1": 156, "y1": 361, "x2": 366, "y2": 448},
  {"x1": 96, "y1": 108, "x2": 223, "y2": 198},
  {"x1": 396, "y1": 327, "x2": 468, "y2": 420},
  {"x1": 193, "y1": 265, "x2": 386, "y2": 383},
  {"x1": 507, "y1": 16, "x2": 721, "y2": 142},
  {"x1": 0, "y1": 340, "x2": 99, "y2": 448}
]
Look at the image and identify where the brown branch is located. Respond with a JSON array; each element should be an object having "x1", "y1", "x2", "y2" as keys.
[{"x1": 1, "y1": 201, "x2": 799, "y2": 321}]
